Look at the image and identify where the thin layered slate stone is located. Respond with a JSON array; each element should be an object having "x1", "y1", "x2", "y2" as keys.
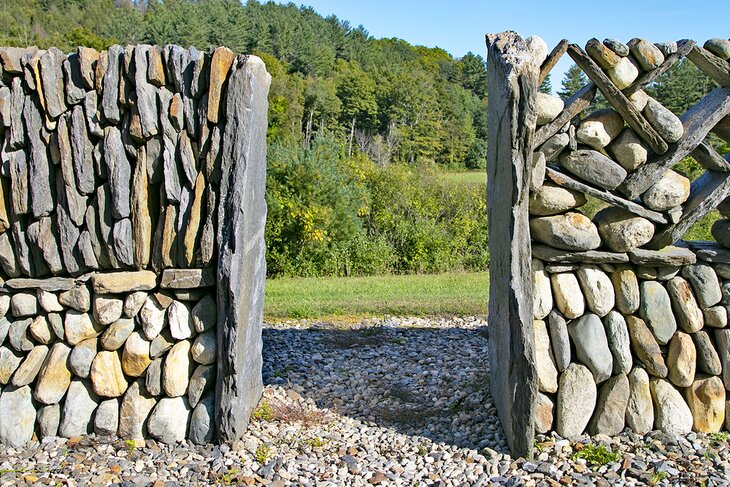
[
  {"x1": 160, "y1": 268, "x2": 215, "y2": 289},
  {"x1": 559, "y1": 149, "x2": 627, "y2": 191},
  {"x1": 133, "y1": 45, "x2": 159, "y2": 139},
  {"x1": 102, "y1": 45, "x2": 123, "y2": 123},
  {"x1": 57, "y1": 113, "x2": 88, "y2": 225},
  {"x1": 26, "y1": 216, "x2": 63, "y2": 275},
  {"x1": 23, "y1": 95, "x2": 54, "y2": 218},
  {"x1": 532, "y1": 244, "x2": 628, "y2": 264},
  {"x1": 8, "y1": 77, "x2": 26, "y2": 150},
  {"x1": 687, "y1": 241, "x2": 730, "y2": 264},
  {"x1": 8, "y1": 148, "x2": 29, "y2": 215},
  {"x1": 63, "y1": 53, "x2": 86, "y2": 106},
  {"x1": 207, "y1": 47, "x2": 236, "y2": 124},
  {"x1": 70, "y1": 105, "x2": 95, "y2": 195},
  {"x1": 92, "y1": 271, "x2": 158, "y2": 294},
  {"x1": 103, "y1": 127, "x2": 132, "y2": 220},
  {"x1": 4, "y1": 277, "x2": 76, "y2": 292},
  {"x1": 628, "y1": 246, "x2": 697, "y2": 266},
  {"x1": 39, "y1": 47, "x2": 67, "y2": 119}
]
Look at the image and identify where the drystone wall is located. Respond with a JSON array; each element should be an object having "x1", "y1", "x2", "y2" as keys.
[
  {"x1": 0, "y1": 44, "x2": 270, "y2": 447},
  {"x1": 486, "y1": 32, "x2": 730, "y2": 457}
]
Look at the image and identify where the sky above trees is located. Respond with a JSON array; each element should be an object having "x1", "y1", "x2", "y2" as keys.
[{"x1": 274, "y1": 0, "x2": 730, "y2": 92}]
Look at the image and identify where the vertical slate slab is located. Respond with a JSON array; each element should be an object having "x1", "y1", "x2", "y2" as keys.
[
  {"x1": 215, "y1": 55, "x2": 271, "y2": 441},
  {"x1": 485, "y1": 31, "x2": 539, "y2": 459}
]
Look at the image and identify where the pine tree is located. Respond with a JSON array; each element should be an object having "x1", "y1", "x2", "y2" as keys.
[
  {"x1": 539, "y1": 73, "x2": 552, "y2": 94},
  {"x1": 558, "y1": 64, "x2": 588, "y2": 100}
]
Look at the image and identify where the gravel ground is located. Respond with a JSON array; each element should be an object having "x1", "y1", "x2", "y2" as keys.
[{"x1": 2, "y1": 316, "x2": 730, "y2": 486}]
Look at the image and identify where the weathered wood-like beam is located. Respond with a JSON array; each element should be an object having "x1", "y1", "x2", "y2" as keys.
[
  {"x1": 647, "y1": 170, "x2": 730, "y2": 249},
  {"x1": 691, "y1": 140, "x2": 730, "y2": 172},
  {"x1": 485, "y1": 31, "x2": 538, "y2": 460},
  {"x1": 545, "y1": 166, "x2": 668, "y2": 224},
  {"x1": 686, "y1": 240, "x2": 730, "y2": 264},
  {"x1": 539, "y1": 39, "x2": 569, "y2": 85},
  {"x1": 623, "y1": 40, "x2": 695, "y2": 96},
  {"x1": 534, "y1": 83, "x2": 596, "y2": 147},
  {"x1": 686, "y1": 44, "x2": 730, "y2": 87},
  {"x1": 567, "y1": 44, "x2": 669, "y2": 154},
  {"x1": 619, "y1": 86, "x2": 730, "y2": 199}
]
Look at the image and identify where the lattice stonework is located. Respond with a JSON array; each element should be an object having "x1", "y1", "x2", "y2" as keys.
[{"x1": 486, "y1": 32, "x2": 730, "y2": 458}]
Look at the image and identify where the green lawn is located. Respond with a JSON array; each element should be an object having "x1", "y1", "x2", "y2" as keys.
[
  {"x1": 264, "y1": 271, "x2": 489, "y2": 321},
  {"x1": 442, "y1": 171, "x2": 486, "y2": 186}
]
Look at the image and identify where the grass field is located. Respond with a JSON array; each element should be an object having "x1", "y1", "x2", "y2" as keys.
[
  {"x1": 264, "y1": 271, "x2": 489, "y2": 321},
  {"x1": 442, "y1": 171, "x2": 486, "y2": 186}
]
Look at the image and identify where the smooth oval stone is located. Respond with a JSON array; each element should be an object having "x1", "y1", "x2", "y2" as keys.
[
  {"x1": 559, "y1": 149, "x2": 627, "y2": 190},
  {"x1": 163, "y1": 340, "x2": 191, "y2": 397},
  {"x1": 531, "y1": 212, "x2": 601, "y2": 251},
  {"x1": 589, "y1": 373, "x2": 629, "y2": 436},
  {"x1": 586, "y1": 38, "x2": 621, "y2": 69},
  {"x1": 95, "y1": 398, "x2": 120, "y2": 437},
  {"x1": 555, "y1": 363, "x2": 597, "y2": 439},
  {"x1": 626, "y1": 367, "x2": 653, "y2": 435},
  {"x1": 550, "y1": 272, "x2": 585, "y2": 319},
  {"x1": 148, "y1": 396, "x2": 190, "y2": 443},
  {"x1": 696, "y1": 330, "x2": 723, "y2": 377},
  {"x1": 568, "y1": 313, "x2": 613, "y2": 383},
  {"x1": 603, "y1": 38, "x2": 629, "y2": 57},
  {"x1": 548, "y1": 310, "x2": 570, "y2": 372},
  {"x1": 666, "y1": 276, "x2": 704, "y2": 333},
  {"x1": 607, "y1": 128, "x2": 648, "y2": 171},
  {"x1": 535, "y1": 93, "x2": 564, "y2": 125},
  {"x1": 69, "y1": 338, "x2": 98, "y2": 378},
  {"x1": 535, "y1": 320, "x2": 558, "y2": 393},
  {"x1": 626, "y1": 315, "x2": 667, "y2": 378},
  {"x1": 703, "y1": 306, "x2": 727, "y2": 328},
  {"x1": 606, "y1": 57, "x2": 639, "y2": 89},
  {"x1": 58, "y1": 379, "x2": 98, "y2": 438},
  {"x1": 682, "y1": 264, "x2": 722, "y2": 308},
  {"x1": 118, "y1": 379, "x2": 157, "y2": 441},
  {"x1": 189, "y1": 393, "x2": 215, "y2": 445},
  {"x1": 704, "y1": 39, "x2": 730, "y2": 61},
  {"x1": 529, "y1": 183, "x2": 586, "y2": 217},
  {"x1": 121, "y1": 331, "x2": 152, "y2": 377},
  {"x1": 576, "y1": 109, "x2": 624, "y2": 149},
  {"x1": 686, "y1": 375, "x2": 725, "y2": 433},
  {"x1": 0, "y1": 385, "x2": 35, "y2": 448},
  {"x1": 644, "y1": 98, "x2": 683, "y2": 143},
  {"x1": 90, "y1": 350, "x2": 128, "y2": 398},
  {"x1": 34, "y1": 342, "x2": 72, "y2": 404},
  {"x1": 603, "y1": 311, "x2": 632, "y2": 376},
  {"x1": 538, "y1": 132, "x2": 570, "y2": 162},
  {"x1": 628, "y1": 90, "x2": 650, "y2": 111},
  {"x1": 527, "y1": 35, "x2": 548, "y2": 66},
  {"x1": 650, "y1": 378, "x2": 692, "y2": 435},
  {"x1": 642, "y1": 169, "x2": 690, "y2": 211},
  {"x1": 100, "y1": 318, "x2": 135, "y2": 351},
  {"x1": 666, "y1": 331, "x2": 696, "y2": 388},
  {"x1": 594, "y1": 207, "x2": 654, "y2": 252},
  {"x1": 712, "y1": 219, "x2": 730, "y2": 249},
  {"x1": 628, "y1": 38, "x2": 665, "y2": 71},
  {"x1": 611, "y1": 264, "x2": 640, "y2": 314},
  {"x1": 639, "y1": 280, "x2": 677, "y2": 345},
  {"x1": 576, "y1": 265, "x2": 615, "y2": 317}
]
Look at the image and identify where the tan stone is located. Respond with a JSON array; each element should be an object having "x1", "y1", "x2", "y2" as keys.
[
  {"x1": 77, "y1": 46, "x2": 99, "y2": 90},
  {"x1": 93, "y1": 295, "x2": 123, "y2": 326},
  {"x1": 0, "y1": 178, "x2": 10, "y2": 233},
  {"x1": 29, "y1": 315, "x2": 53, "y2": 344},
  {"x1": 12, "y1": 344, "x2": 48, "y2": 386},
  {"x1": 90, "y1": 351, "x2": 128, "y2": 398},
  {"x1": 147, "y1": 46, "x2": 166, "y2": 86},
  {"x1": 64, "y1": 311, "x2": 102, "y2": 346},
  {"x1": 535, "y1": 320, "x2": 558, "y2": 393},
  {"x1": 535, "y1": 393, "x2": 554, "y2": 434},
  {"x1": 586, "y1": 38, "x2": 621, "y2": 69},
  {"x1": 163, "y1": 340, "x2": 191, "y2": 397},
  {"x1": 131, "y1": 147, "x2": 152, "y2": 269},
  {"x1": 122, "y1": 331, "x2": 152, "y2": 377},
  {"x1": 183, "y1": 171, "x2": 206, "y2": 267},
  {"x1": 34, "y1": 342, "x2": 72, "y2": 404},
  {"x1": 686, "y1": 375, "x2": 725, "y2": 433},
  {"x1": 667, "y1": 331, "x2": 696, "y2": 387},
  {"x1": 119, "y1": 379, "x2": 157, "y2": 440},
  {"x1": 576, "y1": 109, "x2": 625, "y2": 149},
  {"x1": 550, "y1": 272, "x2": 585, "y2": 319},
  {"x1": 91, "y1": 271, "x2": 157, "y2": 295},
  {"x1": 161, "y1": 205, "x2": 178, "y2": 268},
  {"x1": 207, "y1": 47, "x2": 236, "y2": 123}
]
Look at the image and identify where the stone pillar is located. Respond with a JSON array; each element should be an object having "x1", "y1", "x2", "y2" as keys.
[
  {"x1": 215, "y1": 55, "x2": 271, "y2": 441},
  {"x1": 485, "y1": 31, "x2": 539, "y2": 458}
]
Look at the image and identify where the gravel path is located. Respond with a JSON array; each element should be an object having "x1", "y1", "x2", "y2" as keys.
[{"x1": 2, "y1": 317, "x2": 730, "y2": 485}]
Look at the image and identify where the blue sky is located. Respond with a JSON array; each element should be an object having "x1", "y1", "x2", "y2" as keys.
[{"x1": 273, "y1": 0, "x2": 729, "y2": 92}]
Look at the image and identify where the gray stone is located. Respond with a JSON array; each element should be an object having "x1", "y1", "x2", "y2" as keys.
[
  {"x1": 694, "y1": 330, "x2": 722, "y2": 376},
  {"x1": 83, "y1": 90, "x2": 103, "y2": 138},
  {"x1": 63, "y1": 53, "x2": 86, "y2": 105},
  {"x1": 533, "y1": 259, "x2": 552, "y2": 320},
  {"x1": 682, "y1": 264, "x2": 722, "y2": 308},
  {"x1": 118, "y1": 379, "x2": 157, "y2": 440},
  {"x1": 23, "y1": 95, "x2": 54, "y2": 219},
  {"x1": 548, "y1": 311, "x2": 570, "y2": 372},
  {"x1": 555, "y1": 363, "x2": 597, "y2": 439},
  {"x1": 188, "y1": 364, "x2": 215, "y2": 408},
  {"x1": 607, "y1": 128, "x2": 648, "y2": 172},
  {"x1": 550, "y1": 272, "x2": 585, "y2": 319},
  {"x1": 628, "y1": 38, "x2": 665, "y2": 71},
  {"x1": 589, "y1": 373, "x2": 629, "y2": 436},
  {"x1": 626, "y1": 367, "x2": 653, "y2": 435},
  {"x1": 189, "y1": 393, "x2": 215, "y2": 445},
  {"x1": 603, "y1": 38, "x2": 629, "y2": 57},
  {"x1": 642, "y1": 169, "x2": 690, "y2": 211},
  {"x1": 530, "y1": 212, "x2": 601, "y2": 251},
  {"x1": 528, "y1": 183, "x2": 586, "y2": 217},
  {"x1": 537, "y1": 132, "x2": 569, "y2": 162},
  {"x1": 0, "y1": 346, "x2": 22, "y2": 384},
  {"x1": 100, "y1": 318, "x2": 135, "y2": 351},
  {"x1": 626, "y1": 315, "x2": 667, "y2": 378},
  {"x1": 644, "y1": 97, "x2": 683, "y2": 143},
  {"x1": 69, "y1": 338, "x2": 98, "y2": 378},
  {"x1": 11, "y1": 220, "x2": 32, "y2": 276},
  {"x1": 530, "y1": 151, "x2": 546, "y2": 191},
  {"x1": 568, "y1": 313, "x2": 613, "y2": 383},
  {"x1": 534, "y1": 320, "x2": 558, "y2": 393},
  {"x1": 704, "y1": 39, "x2": 730, "y2": 60},
  {"x1": 603, "y1": 311, "x2": 632, "y2": 376},
  {"x1": 59, "y1": 285, "x2": 91, "y2": 312},
  {"x1": 148, "y1": 396, "x2": 190, "y2": 443},
  {"x1": 8, "y1": 77, "x2": 25, "y2": 150},
  {"x1": 638, "y1": 280, "x2": 677, "y2": 345},
  {"x1": 140, "y1": 295, "x2": 167, "y2": 340},
  {"x1": 576, "y1": 109, "x2": 624, "y2": 149},
  {"x1": 150, "y1": 330, "x2": 174, "y2": 359},
  {"x1": 102, "y1": 45, "x2": 123, "y2": 123},
  {"x1": 59, "y1": 379, "x2": 98, "y2": 437},
  {"x1": 39, "y1": 47, "x2": 67, "y2": 118},
  {"x1": 191, "y1": 294, "x2": 217, "y2": 333},
  {"x1": 47, "y1": 313, "x2": 64, "y2": 341},
  {"x1": 535, "y1": 93, "x2": 564, "y2": 125},
  {"x1": 704, "y1": 306, "x2": 727, "y2": 328},
  {"x1": 559, "y1": 149, "x2": 627, "y2": 191},
  {"x1": 191, "y1": 329, "x2": 216, "y2": 366},
  {"x1": 93, "y1": 295, "x2": 123, "y2": 326},
  {"x1": 124, "y1": 291, "x2": 148, "y2": 318},
  {"x1": 667, "y1": 331, "x2": 696, "y2": 388},
  {"x1": 168, "y1": 300, "x2": 195, "y2": 340},
  {"x1": 715, "y1": 330, "x2": 730, "y2": 391},
  {"x1": 716, "y1": 263, "x2": 730, "y2": 280},
  {"x1": 37, "y1": 290, "x2": 63, "y2": 313},
  {"x1": 27, "y1": 216, "x2": 64, "y2": 274},
  {"x1": 37, "y1": 404, "x2": 60, "y2": 438},
  {"x1": 11, "y1": 344, "x2": 49, "y2": 387},
  {"x1": 146, "y1": 357, "x2": 163, "y2": 396},
  {"x1": 576, "y1": 265, "x2": 615, "y2": 317},
  {"x1": 133, "y1": 45, "x2": 159, "y2": 139},
  {"x1": 163, "y1": 340, "x2": 191, "y2": 397},
  {"x1": 611, "y1": 264, "x2": 640, "y2": 314},
  {"x1": 655, "y1": 41, "x2": 678, "y2": 57},
  {"x1": 9, "y1": 318, "x2": 33, "y2": 352},
  {"x1": 160, "y1": 268, "x2": 216, "y2": 289},
  {"x1": 0, "y1": 232, "x2": 20, "y2": 278},
  {"x1": 0, "y1": 317, "x2": 10, "y2": 346},
  {"x1": 713, "y1": 219, "x2": 730, "y2": 249},
  {"x1": 655, "y1": 265, "x2": 681, "y2": 280},
  {"x1": 0, "y1": 385, "x2": 35, "y2": 448},
  {"x1": 594, "y1": 207, "x2": 654, "y2": 252},
  {"x1": 34, "y1": 342, "x2": 72, "y2": 404},
  {"x1": 628, "y1": 246, "x2": 696, "y2": 266},
  {"x1": 667, "y1": 276, "x2": 705, "y2": 333},
  {"x1": 112, "y1": 218, "x2": 135, "y2": 267},
  {"x1": 69, "y1": 105, "x2": 96, "y2": 196},
  {"x1": 650, "y1": 378, "x2": 693, "y2": 435},
  {"x1": 11, "y1": 292, "x2": 38, "y2": 317},
  {"x1": 103, "y1": 127, "x2": 132, "y2": 219},
  {"x1": 94, "y1": 398, "x2": 119, "y2": 437}
]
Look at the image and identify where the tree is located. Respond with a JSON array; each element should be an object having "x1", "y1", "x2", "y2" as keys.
[
  {"x1": 558, "y1": 64, "x2": 588, "y2": 100},
  {"x1": 334, "y1": 60, "x2": 377, "y2": 155},
  {"x1": 648, "y1": 59, "x2": 717, "y2": 115},
  {"x1": 457, "y1": 52, "x2": 487, "y2": 98},
  {"x1": 539, "y1": 73, "x2": 552, "y2": 94}
]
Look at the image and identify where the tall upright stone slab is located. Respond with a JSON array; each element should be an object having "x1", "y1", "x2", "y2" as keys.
[
  {"x1": 485, "y1": 31, "x2": 539, "y2": 459},
  {"x1": 215, "y1": 55, "x2": 270, "y2": 442}
]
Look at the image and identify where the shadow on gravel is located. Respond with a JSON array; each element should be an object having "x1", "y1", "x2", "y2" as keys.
[{"x1": 262, "y1": 323, "x2": 509, "y2": 453}]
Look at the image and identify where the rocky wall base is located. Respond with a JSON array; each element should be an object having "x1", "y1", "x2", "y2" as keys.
[
  {"x1": 533, "y1": 243, "x2": 730, "y2": 438},
  {"x1": 0, "y1": 269, "x2": 217, "y2": 448}
]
